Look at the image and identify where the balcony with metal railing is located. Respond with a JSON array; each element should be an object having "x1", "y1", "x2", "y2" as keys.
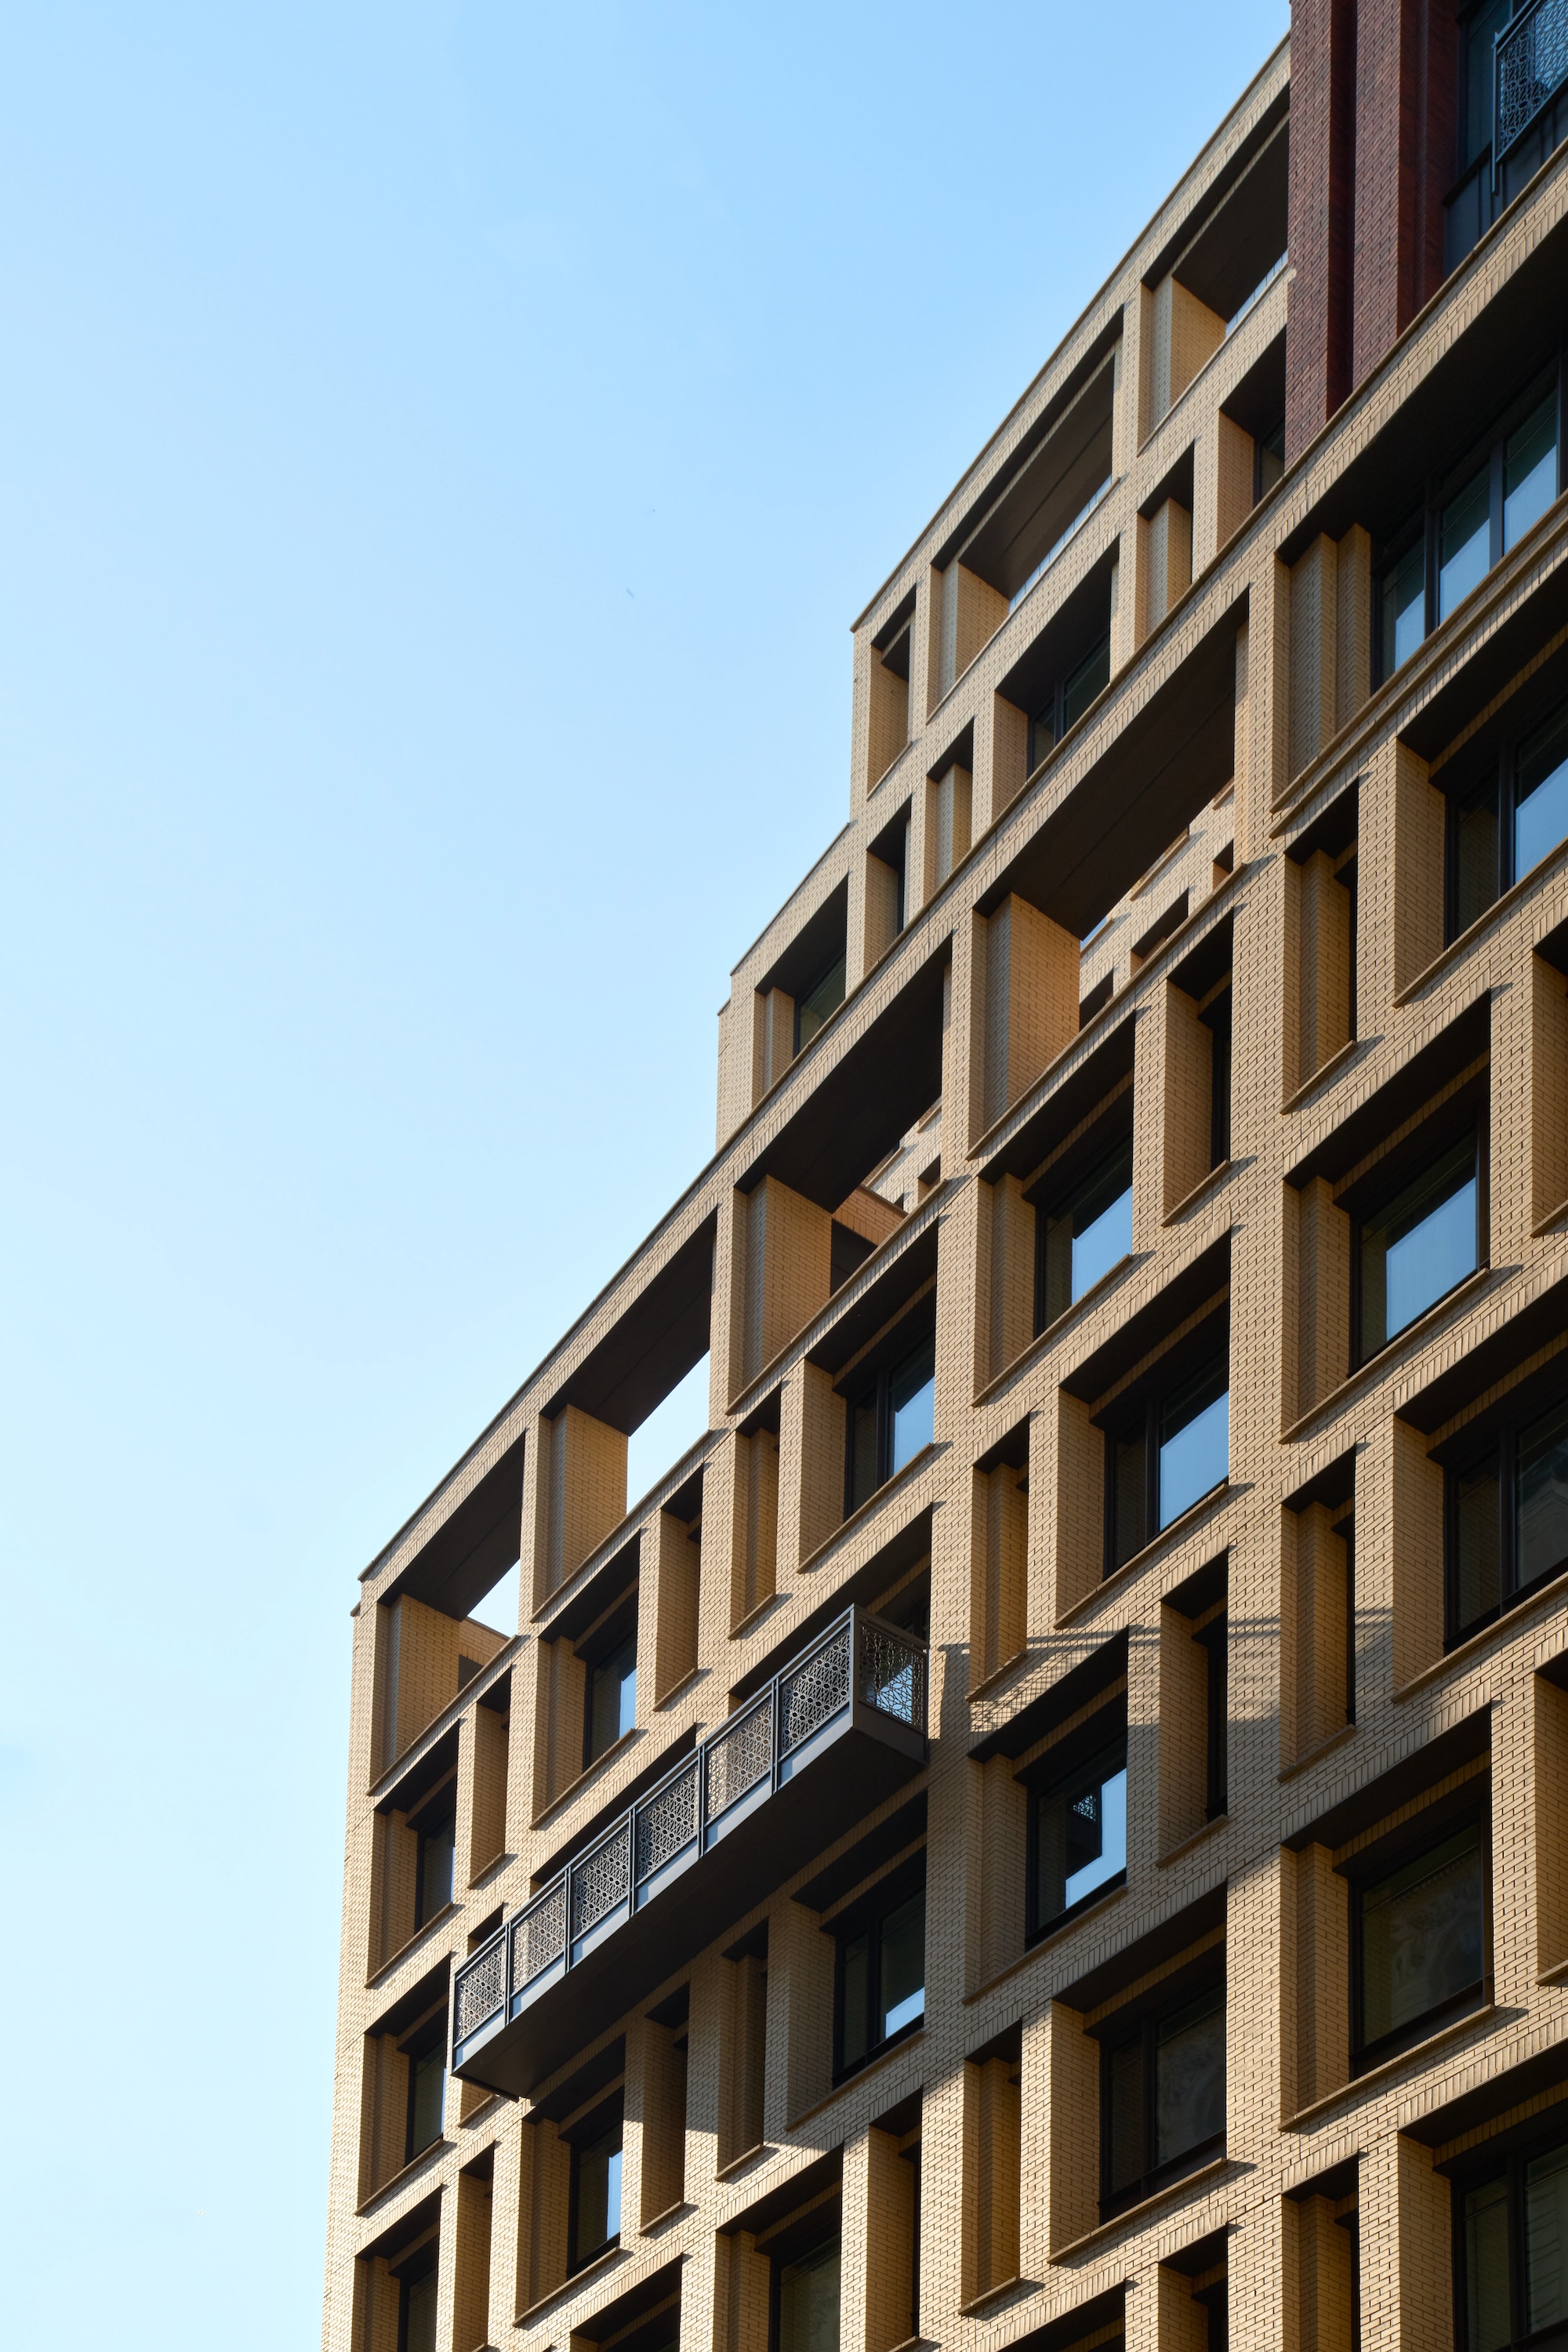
[{"x1": 450, "y1": 1606, "x2": 928, "y2": 2096}]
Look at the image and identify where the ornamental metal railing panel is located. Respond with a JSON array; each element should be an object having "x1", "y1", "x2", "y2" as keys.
[
  {"x1": 451, "y1": 1605, "x2": 927, "y2": 2067},
  {"x1": 1497, "y1": 0, "x2": 1568, "y2": 173}
]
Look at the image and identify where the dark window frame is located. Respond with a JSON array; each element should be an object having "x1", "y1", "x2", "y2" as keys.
[
  {"x1": 1201, "y1": 978, "x2": 1233, "y2": 1171},
  {"x1": 1345, "y1": 1806, "x2": 1490, "y2": 2074},
  {"x1": 565, "y1": 2090, "x2": 626, "y2": 2274},
  {"x1": 831, "y1": 1860, "x2": 927, "y2": 2083},
  {"x1": 1028, "y1": 630, "x2": 1112, "y2": 775},
  {"x1": 1348, "y1": 1123, "x2": 1485, "y2": 1369},
  {"x1": 1444, "y1": 1383, "x2": 1568, "y2": 1645},
  {"x1": 1450, "y1": 2116, "x2": 1568, "y2": 2352},
  {"x1": 1097, "y1": 1971, "x2": 1227, "y2": 2220},
  {"x1": 794, "y1": 951, "x2": 848, "y2": 1057},
  {"x1": 395, "y1": 2247, "x2": 440, "y2": 2352},
  {"x1": 1032, "y1": 1125, "x2": 1135, "y2": 1335},
  {"x1": 768, "y1": 2229, "x2": 844, "y2": 2352},
  {"x1": 1375, "y1": 366, "x2": 1564, "y2": 691},
  {"x1": 580, "y1": 1599, "x2": 639, "y2": 1773},
  {"x1": 844, "y1": 1309, "x2": 938, "y2": 1515},
  {"x1": 1195, "y1": 1610, "x2": 1229, "y2": 1818},
  {"x1": 1024, "y1": 1715, "x2": 1130, "y2": 1944},
  {"x1": 401, "y1": 2011, "x2": 448, "y2": 2165},
  {"x1": 1446, "y1": 684, "x2": 1568, "y2": 942},
  {"x1": 1102, "y1": 1331, "x2": 1231, "y2": 1577}
]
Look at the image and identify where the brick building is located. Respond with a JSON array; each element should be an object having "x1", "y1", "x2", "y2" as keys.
[{"x1": 321, "y1": 10, "x2": 1568, "y2": 2347}]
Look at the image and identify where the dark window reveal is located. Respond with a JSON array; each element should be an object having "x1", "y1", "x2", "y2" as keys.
[
  {"x1": 1457, "y1": 2126, "x2": 1568, "y2": 2351},
  {"x1": 1196, "y1": 1611, "x2": 1229, "y2": 1818},
  {"x1": 1354, "y1": 1134, "x2": 1480, "y2": 1362},
  {"x1": 1036, "y1": 1134, "x2": 1134, "y2": 1330},
  {"x1": 1029, "y1": 633, "x2": 1112, "y2": 775},
  {"x1": 1450, "y1": 695, "x2": 1568, "y2": 939},
  {"x1": 568, "y1": 2097, "x2": 625, "y2": 2272},
  {"x1": 412, "y1": 1803, "x2": 455, "y2": 1929},
  {"x1": 1100, "y1": 1981, "x2": 1226, "y2": 2216},
  {"x1": 398, "y1": 2257, "x2": 439, "y2": 2352},
  {"x1": 1203, "y1": 983, "x2": 1232, "y2": 1168},
  {"x1": 1351, "y1": 1818, "x2": 1487, "y2": 2071},
  {"x1": 583, "y1": 1629, "x2": 637, "y2": 1769},
  {"x1": 1446, "y1": 1389, "x2": 1568, "y2": 1643},
  {"x1": 404, "y1": 2019, "x2": 447, "y2": 2164},
  {"x1": 846, "y1": 1325, "x2": 936, "y2": 1512},
  {"x1": 795, "y1": 954, "x2": 847, "y2": 1056},
  {"x1": 1107, "y1": 1351, "x2": 1229, "y2": 1572},
  {"x1": 835, "y1": 1871, "x2": 926, "y2": 2078},
  {"x1": 775, "y1": 2235, "x2": 841, "y2": 2352},
  {"x1": 1028, "y1": 1732, "x2": 1128, "y2": 1936}
]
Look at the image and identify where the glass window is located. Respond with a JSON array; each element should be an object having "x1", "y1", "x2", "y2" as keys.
[
  {"x1": 1355, "y1": 1821, "x2": 1485, "y2": 2059},
  {"x1": 1462, "y1": 0, "x2": 1512, "y2": 168},
  {"x1": 1441, "y1": 470, "x2": 1492, "y2": 620},
  {"x1": 1040, "y1": 1134, "x2": 1134, "y2": 1327},
  {"x1": 1381, "y1": 539, "x2": 1426, "y2": 676},
  {"x1": 836, "y1": 1878, "x2": 925, "y2": 2076},
  {"x1": 1256, "y1": 416, "x2": 1285, "y2": 503},
  {"x1": 1457, "y1": 2127, "x2": 1568, "y2": 2350},
  {"x1": 1448, "y1": 1388, "x2": 1568, "y2": 1642},
  {"x1": 414, "y1": 1810, "x2": 455, "y2": 1928},
  {"x1": 1356, "y1": 1134, "x2": 1478, "y2": 1358},
  {"x1": 846, "y1": 1323, "x2": 936, "y2": 1510},
  {"x1": 406, "y1": 2039, "x2": 446, "y2": 2161},
  {"x1": 1505, "y1": 390, "x2": 1559, "y2": 550},
  {"x1": 795, "y1": 954, "x2": 846, "y2": 1055},
  {"x1": 586, "y1": 1634, "x2": 637, "y2": 1766},
  {"x1": 1514, "y1": 699, "x2": 1568, "y2": 884},
  {"x1": 1062, "y1": 634, "x2": 1111, "y2": 732},
  {"x1": 1158, "y1": 1357, "x2": 1230, "y2": 1529},
  {"x1": 1102, "y1": 1983, "x2": 1226, "y2": 2214},
  {"x1": 1453, "y1": 773, "x2": 1501, "y2": 935},
  {"x1": 888, "y1": 1334, "x2": 935, "y2": 1475},
  {"x1": 777, "y1": 2237, "x2": 841, "y2": 2352},
  {"x1": 1204, "y1": 984, "x2": 1232, "y2": 1167},
  {"x1": 569, "y1": 2111, "x2": 624, "y2": 2270},
  {"x1": 401, "y1": 2264, "x2": 438, "y2": 2352},
  {"x1": 1030, "y1": 1736, "x2": 1127, "y2": 1933}
]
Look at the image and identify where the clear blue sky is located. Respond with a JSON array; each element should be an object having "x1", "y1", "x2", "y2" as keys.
[{"x1": 0, "y1": 5, "x2": 1286, "y2": 2340}]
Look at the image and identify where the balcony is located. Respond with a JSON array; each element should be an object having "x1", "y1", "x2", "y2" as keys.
[{"x1": 451, "y1": 1607, "x2": 928, "y2": 2096}]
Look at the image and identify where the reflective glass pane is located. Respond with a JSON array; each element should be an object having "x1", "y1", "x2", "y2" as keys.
[
  {"x1": 888, "y1": 1334, "x2": 936, "y2": 1474},
  {"x1": 1518, "y1": 1395, "x2": 1568, "y2": 1591},
  {"x1": 417, "y1": 1817, "x2": 455, "y2": 1923},
  {"x1": 1069, "y1": 1139, "x2": 1134, "y2": 1302},
  {"x1": 840, "y1": 1929, "x2": 870, "y2": 2069},
  {"x1": 1505, "y1": 392, "x2": 1558, "y2": 549},
  {"x1": 1465, "y1": 2175, "x2": 1512, "y2": 2352},
  {"x1": 1062, "y1": 634, "x2": 1111, "y2": 731},
  {"x1": 1515, "y1": 702, "x2": 1568, "y2": 884},
  {"x1": 1440, "y1": 471, "x2": 1491, "y2": 619},
  {"x1": 1454, "y1": 775, "x2": 1501, "y2": 935},
  {"x1": 588, "y1": 1638, "x2": 637, "y2": 1762},
  {"x1": 1359, "y1": 1137, "x2": 1477, "y2": 1354},
  {"x1": 1382, "y1": 539, "x2": 1425, "y2": 674},
  {"x1": 1112, "y1": 1425, "x2": 1146, "y2": 1568},
  {"x1": 1454, "y1": 1456, "x2": 1501, "y2": 1634},
  {"x1": 1158, "y1": 1360, "x2": 1229, "y2": 1529},
  {"x1": 1034, "y1": 1741, "x2": 1127, "y2": 1926},
  {"x1": 405, "y1": 2270, "x2": 439, "y2": 2352},
  {"x1": 796, "y1": 955, "x2": 846, "y2": 1053},
  {"x1": 1464, "y1": 0, "x2": 1510, "y2": 166},
  {"x1": 572, "y1": 2123, "x2": 623, "y2": 2264},
  {"x1": 1107, "y1": 2038, "x2": 1144, "y2": 2192},
  {"x1": 878, "y1": 1890, "x2": 925, "y2": 2039},
  {"x1": 410, "y1": 2046, "x2": 445, "y2": 2156},
  {"x1": 1359, "y1": 1826, "x2": 1484, "y2": 2043},
  {"x1": 1154, "y1": 1991, "x2": 1225, "y2": 2169},
  {"x1": 1529, "y1": 2141, "x2": 1568, "y2": 2331},
  {"x1": 779, "y1": 2237, "x2": 841, "y2": 2352}
]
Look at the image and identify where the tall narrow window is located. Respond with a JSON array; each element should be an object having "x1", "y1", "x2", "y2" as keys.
[
  {"x1": 1037, "y1": 1134, "x2": 1134, "y2": 1328},
  {"x1": 1355, "y1": 1134, "x2": 1479, "y2": 1359},
  {"x1": 1028, "y1": 1730, "x2": 1128, "y2": 1935},
  {"x1": 1107, "y1": 1344, "x2": 1229, "y2": 1571},
  {"x1": 835, "y1": 1871, "x2": 926, "y2": 2078},
  {"x1": 845, "y1": 1321, "x2": 937, "y2": 1512},
  {"x1": 1203, "y1": 983, "x2": 1232, "y2": 1167},
  {"x1": 1381, "y1": 536, "x2": 1425, "y2": 677},
  {"x1": 1196, "y1": 1612, "x2": 1229, "y2": 1817},
  {"x1": 795, "y1": 954, "x2": 847, "y2": 1054},
  {"x1": 1029, "y1": 632, "x2": 1111, "y2": 772},
  {"x1": 405, "y1": 2023, "x2": 447, "y2": 2163},
  {"x1": 1448, "y1": 694, "x2": 1568, "y2": 937},
  {"x1": 568, "y1": 2099, "x2": 625, "y2": 2272},
  {"x1": 1439, "y1": 469, "x2": 1491, "y2": 621},
  {"x1": 1350, "y1": 1817, "x2": 1486, "y2": 2069},
  {"x1": 583, "y1": 1628, "x2": 637, "y2": 1767},
  {"x1": 412, "y1": 1802, "x2": 456, "y2": 1929},
  {"x1": 399, "y1": 2257, "x2": 439, "y2": 2352},
  {"x1": 1100, "y1": 1980, "x2": 1225, "y2": 2216},
  {"x1": 775, "y1": 2236, "x2": 841, "y2": 2352},
  {"x1": 1446, "y1": 1388, "x2": 1568, "y2": 1642},
  {"x1": 1457, "y1": 2128, "x2": 1568, "y2": 2350}
]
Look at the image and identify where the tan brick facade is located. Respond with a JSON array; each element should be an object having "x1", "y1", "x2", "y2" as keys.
[{"x1": 323, "y1": 24, "x2": 1568, "y2": 2352}]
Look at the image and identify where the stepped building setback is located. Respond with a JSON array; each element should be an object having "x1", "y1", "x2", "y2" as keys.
[{"x1": 322, "y1": 9, "x2": 1568, "y2": 2347}]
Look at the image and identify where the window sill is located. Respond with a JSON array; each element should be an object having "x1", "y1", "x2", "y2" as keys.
[
  {"x1": 1050, "y1": 2154, "x2": 1232, "y2": 2260},
  {"x1": 1279, "y1": 1264, "x2": 1500, "y2": 1444},
  {"x1": 1281, "y1": 1036, "x2": 1361, "y2": 1117},
  {"x1": 799, "y1": 1442, "x2": 941, "y2": 1574},
  {"x1": 1393, "y1": 837, "x2": 1568, "y2": 1008},
  {"x1": 1393, "y1": 1558, "x2": 1568, "y2": 1700},
  {"x1": 530, "y1": 1727, "x2": 642, "y2": 1830},
  {"x1": 1278, "y1": 1721, "x2": 1358, "y2": 1784},
  {"x1": 787, "y1": 2028, "x2": 926, "y2": 2131},
  {"x1": 729, "y1": 1595, "x2": 782, "y2": 1642},
  {"x1": 514, "y1": 2244, "x2": 626, "y2": 2325},
  {"x1": 1162, "y1": 1160, "x2": 1234, "y2": 1227},
  {"x1": 467, "y1": 1849, "x2": 513, "y2": 1892},
  {"x1": 1158, "y1": 1813, "x2": 1229, "y2": 1868},
  {"x1": 640, "y1": 2200, "x2": 694, "y2": 2236},
  {"x1": 965, "y1": 1882, "x2": 1129, "y2": 2005},
  {"x1": 367, "y1": 1903, "x2": 460, "y2": 1991},
  {"x1": 714, "y1": 2142, "x2": 771, "y2": 2183},
  {"x1": 967, "y1": 1646, "x2": 1030, "y2": 1706},
  {"x1": 973, "y1": 1250, "x2": 1144, "y2": 1410},
  {"x1": 1283, "y1": 2000, "x2": 1500, "y2": 2129},
  {"x1": 355, "y1": 2138, "x2": 454, "y2": 2216},
  {"x1": 1057, "y1": 1481, "x2": 1231, "y2": 1627},
  {"x1": 958, "y1": 2276, "x2": 1035, "y2": 2318}
]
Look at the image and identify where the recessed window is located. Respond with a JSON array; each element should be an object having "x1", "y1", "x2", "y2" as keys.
[
  {"x1": 1028, "y1": 1732, "x2": 1127, "y2": 1936},
  {"x1": 1458, "y1": 2127, "x2": 1568, "y2": 2350},
  {"x1": 775, "y1": 2235, "x2": 841, "y2": 2352},
  {"x1": 1350, "y1": 1818, "x2": 1486, "y2": 2069},
  {"x1": 1446, "y1": 1388, "x2": 1568, "y2": 1643},
  {"x1": 1450, "y1": 695, "x2": 1568, "y2": 938},
  {"x1": 412, "y1": 1801, "x2": 455, "y2": 1929},
  {"x1": 1029, "y1": 632, "x2": 1111, "y2": 774},
  {"x1": 568, "y1": 2098, "x2": 624, "y2": 2272},
  {"x1": 1196, "y1": 1612, "x2": 1228, "y2": 1817},
  {"x1": 1378, "y1": 381, "x2": 1560, "y2": 679},
  {"x1": 1038, "y1": 1134, "x2": 1134, "y2": 1327},
  {"x1": 404, "y1": 2021, "x2": 447, "y2": 2164},
  {"x1": 1354, "y1": 1134, "x2": 1479, "y2": 1360},
  {"x1": 1254, "y1": 415, "x2": 1285, "y2": 503},
  {"x1": 1203, "y1": 983, "x2": 1232, "y2": 1167},
  {"x1": 1108, "y1": 1349, "x2": 1230, "y2": 1571},
  {"x1": 1461, "y1": 0, "x2": 1510, "y2": 170},
  {"x1": 795, "y1": 954, "x2": 847, "y2": 1055},
  {"x1": 583, "y1": 1628, "x2": 637, "y2": 1769},
  {"x1": 397, "y1": 2256, "x2": 438, "y2": 2352},
  {"x1": 1100, "y1": 1980, "x2": 1225, "y2": 2216},
  {"x1": 846, "y1": 1322, "x2": 936, "y2": 1512},
  {"x1": 835, "y1": 1871, "x2": 925, "y2": 2078}
]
